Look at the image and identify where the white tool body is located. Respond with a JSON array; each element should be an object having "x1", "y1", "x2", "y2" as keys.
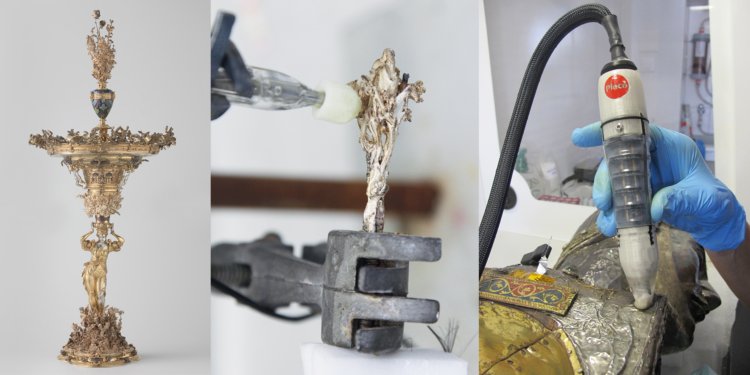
[{"x1": 598, "y1": 67, "x2": 658, "y2": 310}]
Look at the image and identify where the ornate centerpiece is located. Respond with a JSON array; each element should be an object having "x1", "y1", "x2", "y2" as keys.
[{"x1": 29, "y1": 10, "x2": 175, "y2": 367}]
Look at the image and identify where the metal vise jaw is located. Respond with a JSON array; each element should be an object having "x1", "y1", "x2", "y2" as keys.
[
  {"x1": 323, "y1": 231, "x2": 441, "y2": 353},
  {"x1": 211, "y1": 230, "x2": 441, "y2": 354}
]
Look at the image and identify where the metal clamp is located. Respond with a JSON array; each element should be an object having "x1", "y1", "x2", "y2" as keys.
[{"x1": 212, "y1": 230, "x2": 441, "y2": 354}]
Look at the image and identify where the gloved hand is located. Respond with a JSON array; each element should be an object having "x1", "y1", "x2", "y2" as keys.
[{"x1": 572, "y1": 122, "x2": 746, "y2": 251}]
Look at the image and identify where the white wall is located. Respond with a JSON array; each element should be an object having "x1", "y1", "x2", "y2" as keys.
[
  {"x1": 210, "y1": 1, "x2": 478, "y2": 374},
  {"x1": 712, "y1": 0, "x2": 750, "y2": 200}
]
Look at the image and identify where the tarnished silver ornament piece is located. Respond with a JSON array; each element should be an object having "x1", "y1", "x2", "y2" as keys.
[{"x1": 351, "y1": 49, "x2": 425, "y2": 232}]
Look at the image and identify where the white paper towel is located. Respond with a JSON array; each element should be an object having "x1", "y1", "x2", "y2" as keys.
[{"x1": 301, "y1": 343, "x2": 467, "y2": 375}]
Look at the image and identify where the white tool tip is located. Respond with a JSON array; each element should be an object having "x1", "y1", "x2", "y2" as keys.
[
  {"x1": 632, "y1": 291, "x2": 654, "y2": 310},
  {"x1": 312, "y1": 81, "x2": 361, "y2": 124}
]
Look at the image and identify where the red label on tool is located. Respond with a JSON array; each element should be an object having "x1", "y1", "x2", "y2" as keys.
[{"x1": 604, "y1": 74, "x2": 629, "y2": 99}]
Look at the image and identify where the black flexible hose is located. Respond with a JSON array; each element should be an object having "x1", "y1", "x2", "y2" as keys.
[{"x1": 479, "y1": 4, "x2": 629, "y2": 277}]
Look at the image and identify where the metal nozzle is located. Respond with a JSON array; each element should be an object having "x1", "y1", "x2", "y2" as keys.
[{"x1": 212, "y1": 66, "x2": 324, "y2": 111}]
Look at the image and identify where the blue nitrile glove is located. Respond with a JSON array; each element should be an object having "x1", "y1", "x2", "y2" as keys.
[{"x1": 571, "y1": 122, "x2": 746, "y2": 251}]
